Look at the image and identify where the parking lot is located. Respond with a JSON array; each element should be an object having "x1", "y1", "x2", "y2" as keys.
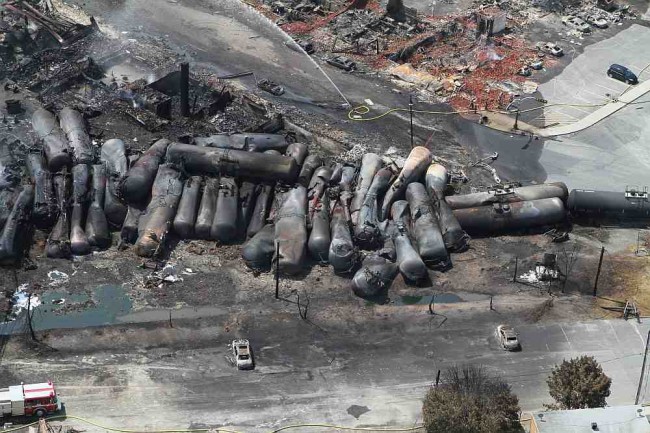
[{"x1": 537, "y1": 24, "x2": 650, "y2": 126}]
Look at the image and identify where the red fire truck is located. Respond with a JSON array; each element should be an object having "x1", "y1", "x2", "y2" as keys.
[{"x1": 0, "y1": 381, "x2": 61, "y2": 418}]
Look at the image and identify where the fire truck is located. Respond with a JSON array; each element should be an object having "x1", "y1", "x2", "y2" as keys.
[{"x1": 0, "y1": 381, "x2": 61, "y2": 418}]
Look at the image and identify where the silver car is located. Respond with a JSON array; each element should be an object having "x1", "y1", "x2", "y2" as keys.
[
  {"x1": 231, "y1": 339, "x2": 254, "y2": 370},
  {"x1": 496, "y1": 325, "x2": 520, "y2": 351}
]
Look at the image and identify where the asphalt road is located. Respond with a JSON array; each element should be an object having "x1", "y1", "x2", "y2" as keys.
[{"x1": 4, "y1": 313, "x2": 650, "y2": 430}]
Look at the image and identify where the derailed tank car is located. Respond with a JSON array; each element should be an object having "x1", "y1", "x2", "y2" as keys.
[
  {"x1": 454, "y1": 198, "x2": 566, "y2": 235},
  {"x1": 567, "y1": 189, "x2": 650, "y2": 222}
]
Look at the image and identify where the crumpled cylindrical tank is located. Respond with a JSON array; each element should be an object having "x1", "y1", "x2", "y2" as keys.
[
  {"x1": 307, "y1": 166, "x2": 332, "y2": 222},
  {"x1": 298, "y1": 154, "x2": 323, "y2": 187},
  {"x1": 352, "y1": 255, "x2": 399, "y2": 298},
  {"x1": 446, "y1": 182, "x2": 569, "y2": 210},
  {"x1": 195, "y1": 133, "x2": 288, "y2": 153},
  {"x1": 350, "y1": 153, "x2": 382, "y2": 226},
  {"x1": 274, "y1": 186, "x2": 307, "y2": 275},
  {"x1": 70, "y1": 164, "x2": 91, "y2": 256},
  {"x1": 119, "y1": 139, "x2": 170, "y2": 205},
  {"x1": 392, "y1": 200, "x2": 427, "y2": 282},
  {"x1": 0, "y1": 189, "x2": 19, "y2": 229},
  {"x1": 329, "y1": 163, "x2": 343, "y2": 186},
  {"x1": 85, "y1": 164, "x2": 111, "y2": 248},
  {"x1": 101, "y1": 138, "x2": 128, "y2": 227},
  {"x1": 173, "y1": 176, "x2": 202, "y2": 239},
  {"x1": 0, "y1": 185, "x2": 34, "y2": 265},
  {"x1": 308, "y1": 193, "x2": 330, "y2": 263},
  {"x1": 425, "y1": 163, "x2": 448, "y2": 200},
  {"x1": 380, "y1": 146, "x2": 432, "y2": 221},
  {"x1": 329, "y1": 201, "x2": 358, "y2": 274},
  {"x1": 285, "y1": 142, "x2": 308, "y2": 166},
  {"x1": 211, "y1": 177, "x2": 239, "y2": 243},
  {"x1": 435, "y1": 197, "x2": 470, "y2": 252},
  {"x1": 247, "y1": 184, "x2": 274, "y2": 238},
  {"x1": 195, "y1": 177, "x2": 219, "y2": 240},
  {"x1": 355, "y1": 167, "x2": 392, "y2": 249},
  {"x1": 59, "y1": 107, "x2": 93, "y2": 164},
  {"x1": 239, "y1": 182, "x2": 260, "y2": 237},
  {"x1": 47, "y1": 173, "x2": 71, "y2": 259},
  {"x1": 120, "y1": 205, "x2": 143, "y2": 245},
  {"x1": 339, "y1": 164, "x2": 356, "y2": 222},
  {"x1": 32, "y1": 108, "x2": 71, "y2": 172},
  {"x1": 27, "y1": 153, "x2": 57, "y2": 228},
  {"x1": 165, "y1": 143, "x2": 299, "y2": 184},
  {"x1": 135, "y1": 164, "x2": 183, "y2": 257},
  {"x1": 406, "y1": 183, "x2": 449, "y2": 270},
  {"x1": 242, "y1": 223, "x2": 276, "y2": 270},
  {"x1": 453, "y1": 197, "x2": 567, "y2": 235}
]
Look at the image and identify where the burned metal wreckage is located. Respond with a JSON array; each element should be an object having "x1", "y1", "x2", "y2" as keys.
[{"x1": 0, "y1": 0, "x2": 648, "y2": 301}]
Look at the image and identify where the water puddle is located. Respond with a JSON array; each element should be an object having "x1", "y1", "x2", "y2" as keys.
[{"x1": 394, "y1": 293, "x2": 464, "y2": 306}]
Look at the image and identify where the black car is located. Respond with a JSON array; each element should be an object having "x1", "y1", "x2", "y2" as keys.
[
  {"x1": 326, "y1": 55, "x2": 356, "y2": 72},
  {"x1": 607, "y1": 64, "x2": 638, "y2": 84}
]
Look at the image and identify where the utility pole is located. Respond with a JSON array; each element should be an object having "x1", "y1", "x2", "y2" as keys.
[
  {"x1": 409, "y1": 95, "x2": 414, "y2": 148},
  {"x1": 275, "y1": 241, "x2": 280, "y2": 299},
  {"x1": 636, "y1": 330, "x2": 650, "y2": 404},
  {"x1": 513, "y1": 257, "x2": 518, "y2": 282},
  {"x1": 514, "y1": 108, "x2": 520, "y2": 130},
  {"x1": 435, "y1": 369, "x2": 441, "y2": 386},
  {"x1": 593, "y1": 246, "x2": 605, "y2": 297},
  {"x1": 428, "y1": 294, "x2": 435, "y2": 315},
  {"x1": 27, "y1": 294, "x2": 36, "y2": 341}
]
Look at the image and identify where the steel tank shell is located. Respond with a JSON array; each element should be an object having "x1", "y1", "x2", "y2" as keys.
[
  {"x1": 121, "y1": 205, "x2": 143, "y2": 245},
  {"x1": 86, "y1": 164, "x2": 111, "y2": 248},
  {"x1": 446, "y1": 182, "x2": 569, "y2": 210},
  {"x1": 173, "y1": 176, "x2": 202, "y2": 239},
  {"x1": 46, "y1": 173, "x2": 71, "y2": 259},
  {"x1": 101, "y1": 138, "x2": 128, "y2": 227},
  {"x1": 165, "y1": 143, "x2": 299, "y2": 184},
  {"x1": 59, "y1": 107, "x2": 93, "y2": 164},
  {"x1": 0, "y1": 185, "x2": 34, "y2": 265},
  {"x1": 70, "y1": 164, "x2": 91, "y2": 256},
  {"x1": 27, "y1": 153, "x2": 57, "y2": 229},
  {"x1": 32, "y1": 108, "x2": 71, "y2": 172},
  {"x1": 350, "y1": 153, "x2": 382, "y2": 226},
  {"x1": 405, "y1": 182, "x2": 449, "y2": 270},
  {"x1": 242, "y1": 223, "x2": 276, "y2": 270},
  {"x1": 307, "y1": 166, "x2": 332, "y2": 222},
  {"x1": 247, "y1": 184, "x2": 274, "y2": 238},
  {"x1": 308, "y1": 193, "x2": 330, "y2": 263},
  {"x1": 380, "y1": 146, "x2": 432, "y2": 221},
  {"x1": 195, "y1": 133, "x2": 288, "y2": 153},
  {"x1": 274, "y1": 186, "x2": 308, "y2": 275},
  {"x1": 120, "y1": 139, "x2": 170, "y2": 205},
  {"x1": 239, "y1": 182, "x2": 260, "y2": 237},
  {"x1": 298, "y1": 154, "x2": 323, "y2": 187},
  {"x1": 195, "y1": 177, "x2": 218, "y2": 240},
  {"x1": 425, "y1": 163, "x2": 448, "y2": 200},
  {"x1": 567, "y1": 189, "x2": 650, "y2": 219},
  {"x1": 391, "y1": 200, "x2": 427, "y2": 282},
  {"x1": 285, "y1": 142, "x2": 308, "y2": 166},
  {"x1": 355, "y1": 167, "x2": 392, "y2": 249},
  {"x1": 436, "y1": 197, "x2": 470, "y2": 252},
  {"x1": 135, "y1": 164, "x2": 183, "y2": 257},
  {"x1": 329, "y1": 201, "x2": 357, "y2": 274},
  {"x1": 211, "y1": 177, "x2": 239, "y2": 242},
  {"x1": 352, "y1": 255, "x2": 399, "y2": 298},
  {"x1": 453, "y1": 197, "x2": 567, "y2": 235}
]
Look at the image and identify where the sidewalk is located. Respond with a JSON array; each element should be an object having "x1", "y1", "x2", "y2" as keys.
[{"x1": 478, "y1": 79, "x2": 650, "y2": 137}]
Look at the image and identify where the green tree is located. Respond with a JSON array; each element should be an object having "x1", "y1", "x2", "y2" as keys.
[
  {"x1": 546, "y1": 355, "x2": 611, "y2": 409},
  {"x1": 422, "y1": 365, "x2": 523, "y2": 433}
]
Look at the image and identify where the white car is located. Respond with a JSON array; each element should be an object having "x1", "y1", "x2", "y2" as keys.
[
  {"x1": 231, "y1": 339, "x2": 254, "y2": 370},
  {"x1": 584, "y1": 15, "x2": 608, "y2": 28},
  {"x1": 496, "y1": 325, "x2": 520, "y2": 351},
  {"x1": 536, "y1": 42, "x2": 563, "y2": 57},
  {"x1": 562, "y1": 15, "x2": 591, "y2": 33}
]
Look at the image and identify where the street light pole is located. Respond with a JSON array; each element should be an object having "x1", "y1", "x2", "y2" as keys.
[{"x1": 275, "y1": 241, "x2": 280, "y2": 299}]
